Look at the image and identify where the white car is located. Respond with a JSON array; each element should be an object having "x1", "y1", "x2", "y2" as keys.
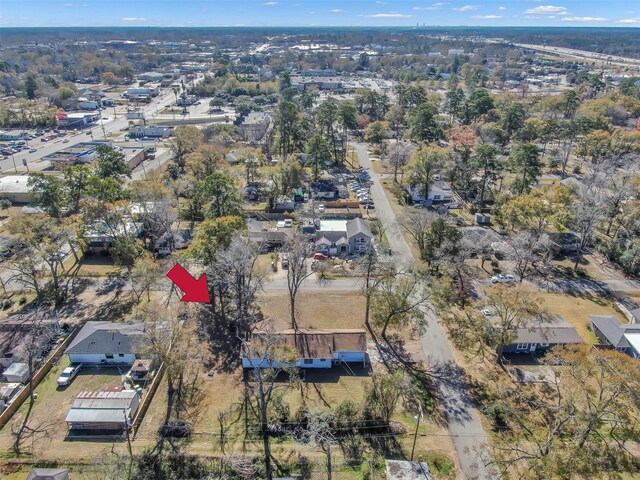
[
  {"x1": 491, "y1": 274, "x2": 515, "y2": 284},
  {"x1": 317, "y1": 204, "x2": 325, "y2": 213},
  {"x1": 57, "y1": 364, "x2": 82, "y2": 387},
  {"x1": 481, "y1": 309, "x2": 492, "y2": 317}
]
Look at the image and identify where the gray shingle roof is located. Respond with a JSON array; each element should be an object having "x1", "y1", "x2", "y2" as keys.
[
  {"x1": 27, "y1": 468, "x2": 70, "y2": 480},
  {"x1": 590, "y1": 315, "x2": 640, "y2": 349},
  {"x1": 514, "y1": 326, "x2": 583, "y2": 345},
  {"x1": 346, "y1": 218, "x2": 371, "y2": 238},
  {"x1": 65, "y1": 321, "x2": 145, "y2": 356}
]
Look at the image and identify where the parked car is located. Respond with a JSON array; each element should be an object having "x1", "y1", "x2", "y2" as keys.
[
  {"x1": 317, "y1": 204, "x2": 325, "y2": 213},
  {"x1": 62, "y1": 139, "x2": 69, "y2": 143},
  {"x1": 491, "y1": 274, "x2": 515, "y2": 284},
  {"x1": 29, "y1": 148, "x2": 37, "y2": 153},
  {"x1": 481, "y1": 309, "x2": 492, "y2": 317},
  {"x1": 362, "y1": 203, "x2": 375, "y2": 210},
  {"x1": 313, "y1": 252, "x2": 329, "y2": 261},
  {"x1": 57, "y1": 364, "x2": 82, "y2": 387}
]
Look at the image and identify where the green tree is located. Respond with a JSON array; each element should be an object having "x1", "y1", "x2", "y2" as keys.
[
  {"x1": 409, "y1": 145, "x2": 448, "y2": 201},
  {"x1": 306, "y1": 134, "x2": 332, "y2": 179},
  {"x1": 27, "y1": 173, "x2": 66, "y2": 218},
  {"x1": 201, "y1": 172, "x2": 243, "y2": 219},
  {"x1": 188, "y1": 216, "x2": 245, "y2": 266},
  {"x1": 408, "y1": 103, "x2": 442, "y2": 143},
  {"x1": 507, "y1": 143, "x2": 542, "y2": 195},
  {"x1": 364, "y1": 121, "x2": 388, "y2": 144},
  {"x1": 24, "y1": 73, "x2": 38, "y2": 100},
  {"x1": 445, "y1": 87, "x2": 465, "y2": 123},
  {"x1": 95, "y1": 145, "x2": 132, "y2": 178},
  {"x1": 462, "y1": 88, "x2": 494, "y2": 124},
  {"x1": 274, "y1": 100, "x2": 301, "y2": 157},
  {"x1": 501, "y1": 103, "x2": 526, "y2": 141},
  {"x1": 472, "y1": 144, "x2": 502, "y2": 210},
  {"x1": 63, "y1": 165, "x2": 91, "y2": 213}
]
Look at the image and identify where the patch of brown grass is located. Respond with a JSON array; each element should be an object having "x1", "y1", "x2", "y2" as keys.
[
  {"x1": 538, "y1": 292, "x2": 622, "y2": 343},
  {"x1": 258, "y1": 291, "x2": 366, "y2": 331}
]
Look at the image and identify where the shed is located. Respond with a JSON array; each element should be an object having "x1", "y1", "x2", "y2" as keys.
[
  {"x1": 0, "y1": 382, "x2": 21, "y2": 410},
  {"x1": 26, "y1": 468, "x2": 70, "y2": 480},
  {"x1": 3, "y1": 362, "x2": 29, "y2": 383},
  {"x1": 65, "y1": 389, "x2": 140, "y2": 431},
  {"x1": 385, "y1": 460, "x2": 432, "y2": 480}
]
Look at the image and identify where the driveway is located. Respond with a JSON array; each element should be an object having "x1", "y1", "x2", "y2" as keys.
[{"x1": 354, "y1": 142, "x2": 494, "y2": 480}]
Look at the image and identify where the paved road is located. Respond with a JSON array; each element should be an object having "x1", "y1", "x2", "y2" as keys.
[
  {"x1": 354, "y1": 143, "x2": 493, "y2": 480},
  {"x1": 2, "y1": 88, "x2": 181, "y2": 175}
]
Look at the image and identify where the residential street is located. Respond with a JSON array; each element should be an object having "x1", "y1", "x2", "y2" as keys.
[{"x1": 354, "y1": 143, "x2": 494, "y2": 480}]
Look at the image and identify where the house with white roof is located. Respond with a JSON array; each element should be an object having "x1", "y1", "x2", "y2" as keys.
[
  {"x1": 315, "y1": 218, "x2": 372, "y2": 256},
  {"x1": 590, "y1": 315, "x2": 640, "y2": 359}
]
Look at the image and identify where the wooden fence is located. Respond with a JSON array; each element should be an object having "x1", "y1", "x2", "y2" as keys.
[
  {"x1": 0, "y1": 328, "x2": 78, "y2": 429},
  {"x1": 132, "y1": 361, "x2": 164, "y2": 437}
]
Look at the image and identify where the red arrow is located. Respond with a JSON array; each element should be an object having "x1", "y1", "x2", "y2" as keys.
[{"x1": 167, "y1": 263, "x2": 211, "y2": 303}]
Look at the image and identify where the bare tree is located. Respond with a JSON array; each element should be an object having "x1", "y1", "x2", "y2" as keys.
[
  {"x1": 356, "y1": 251, "x2": 395, "y2": 334},
  {"x1": 143, "y1": 304, "x2": 206, "y2": 423},
  {"x1": 12, "y1": 317, "x2": 58, "y2": 456},
  {"x1": 210, "y1": 236, "x2": 269, "y2": 336},
  {"x1": 298, "y1": 409, "x2": 337, "y2": 480},
  {"x1": 399, "y1": 209, "x2": 437, "y2": 253},
  {"x1": 506, "y1": 232, "x2": 556, "y2": 283},
  {"x1": 243, "y1": 330, "x2": 300, "y2": 480},
  {"x1": 283, "y1": 231, "x2": 316, "y2": 329},
  {"x1": 387, "y1": 142, "x2": 411, "y2": 184},
  {"x1": 570, "y1": 178, "x2": 605, "y2": 270}
]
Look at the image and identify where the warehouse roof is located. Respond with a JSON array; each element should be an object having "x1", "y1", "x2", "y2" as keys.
[{"x1": 0, "y1": 175, "x2": 32, "y2": 194}]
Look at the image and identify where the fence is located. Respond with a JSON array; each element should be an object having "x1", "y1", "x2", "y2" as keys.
[
  {"x1": 0, "y1": 328, "x2": 78, "y2": 429},
  {"x1": 131, "y1": 361, "x2": 164, "y2": 437}
]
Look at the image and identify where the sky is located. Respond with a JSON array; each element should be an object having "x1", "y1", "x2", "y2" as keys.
[{"x1": 0, "y1": 0, "x2": 639, "y2": 28}]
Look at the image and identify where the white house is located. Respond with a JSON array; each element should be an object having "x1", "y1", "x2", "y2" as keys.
[
  {"x1": 406, "y1": 180, "x2": 453, "y2": 204},
  {"x1": 242, "y1": 329, "x2": 368, "y2": 369},
  {"x1": 65, "y1": 321, "x2": 146, "y2": 365},
  {"x1": 315, "y1": 218, "x2": 372, "y2": 256}
]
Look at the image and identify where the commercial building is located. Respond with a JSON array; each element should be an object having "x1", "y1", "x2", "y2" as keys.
[
  {"x1": 0, "y1": 175, "x2": 35, "y2": 203},
  {"x1": 56, "y1": 112, "x2": 100, "y2": 129},
  {"x1": 42, "y1": 141, "x2": 112, "y2": 165},
  {"x1": 0, "y1": 130, "x2": 27, "y2": 141},
  {"x1": 236, "y1": 112, "x2": 271, "y2": 141},
  {"x1": 129, "y1": 124, "x2": 174, "y2": 138}
]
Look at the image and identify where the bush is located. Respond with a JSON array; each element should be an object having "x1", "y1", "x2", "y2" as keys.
[{"x1": 159, "y1": 420, "x2": 193, "y2": 438}]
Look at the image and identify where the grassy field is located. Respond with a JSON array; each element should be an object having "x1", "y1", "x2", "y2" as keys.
[{"x1": 537, "y1": 291, "x2": 622, "y2": 343}]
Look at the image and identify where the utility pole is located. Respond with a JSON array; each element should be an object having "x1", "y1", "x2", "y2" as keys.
[
  {"x1": 410, "y1": 402, "x2": 423, "y2": 462},
  {"x1": 124, "y1": 409, "x2": 133, "y2": 457}
]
